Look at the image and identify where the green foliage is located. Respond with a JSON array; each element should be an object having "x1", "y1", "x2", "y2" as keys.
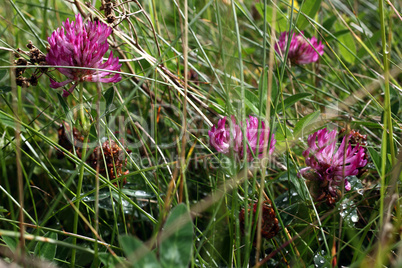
[
  {"x1": 160, "y1": 204, "x2": 193, "y2": 268},
  {"x1": 0, "y1": 86, "x2": 12, "y2": 94},
  {"x1": 297, "y1": 0, "x2": 323, "y2": 30},
  {"x1": 277, "y1": 92, "x2": 312, "y2": 113},
  {"x1": 0, "y1": 70, "x2": 8, "y2": 81},
  {"x1": 57, "y1": 93, "x2": 74, "y2": 122},
  {"x1": 2, "y1": 236, "x2": 17, "y2": 251},
  {"x1": 98, "y1": 252, "x2": 124, "y2": 267},
  {"x1": 335, "y1": 24, "x2": 357, "y2": 64},
  {"x1": 103, "y1": 86, "x2": 115, "y2": 116},
  {"x1": 293, "y1": 111, "x2": 320, "y2": 137},
  {"x1": 34, "y1": 232, "x2": 58, "y2": 261},
  {"x1": 254, "y1": 3, "x2": 288, "y2": 32},
  {"x1": 118, "y1": 204, "x2": 192, "y2": 268},
  {"x1": 119, "y1": 235, "x2": 160, "y2": 268}
]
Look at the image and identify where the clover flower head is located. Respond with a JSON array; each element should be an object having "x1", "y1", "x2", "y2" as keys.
[
  {"x1": 208, "y1": 115, "x2": 276, "y2": 162},
  {"x1": 275, "y1": 31, "x2": 324, "y2": 65},
  {"x1": 300, "y1": 128, "x2": 367, "y2": 196},
  {"x1": 208, "y1": 116, "x2": 243, "y2": 155},
  {"x1": 46, "y1": 14, "x2": 122, "y2": 97},
  {"x1": 243, "y1": 115, "x2": 276, "y2": 161}
]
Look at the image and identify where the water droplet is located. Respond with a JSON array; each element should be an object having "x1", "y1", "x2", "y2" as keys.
[
  {"x1": 320, "y1": 260, "x2": 324, "y2": 264},
  {"x1": 137, "y1": 200, "x2": 148, "y2": 208},
  {"x1": 283, "y1": 197, "x2": 288, "y2": 202},
  {"x1": 351, "y1": 215, "x2": 358, "y2": 222},
  {"x1": 384, "y1": 45, "x2": 390, "y2": 54}
]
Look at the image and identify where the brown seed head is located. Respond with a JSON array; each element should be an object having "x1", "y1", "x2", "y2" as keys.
[{"x1": 239, "y1": 200, "x2": 280, "y2": 245}]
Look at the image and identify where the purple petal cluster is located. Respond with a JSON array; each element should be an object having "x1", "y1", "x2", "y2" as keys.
[
  {"x1": 300, "y1": 128, "x2": 367, "y2": 196},
  {"x1": 275, "y1": 32, "x2": 324, "y2": 65},
  {"x1": 208, "y1": 116, "x2": 243, "y2": 156},
  {"x1": 46, "y1": 14, "x2": 121, "y2": 96},
  {"x1": 243, "y1": 115, "x2": 276, "y2": 161},
  {"x1": 208, "y1": 115, "x2": 276, "y2": 161}
]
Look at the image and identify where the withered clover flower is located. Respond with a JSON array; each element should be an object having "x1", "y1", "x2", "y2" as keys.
[
  {"x1": 14, "y1": 41, "x2": 48, "y2": 88},
  {"x1": 57, "y1": 123, "x2": 130, "y2": 185},
  {"x1": 275, "y1": 31, "x2": 324, "y2": 65},
  {"x1": 239, "y1": 200, "x2": 280, "y2": 244},
  {"x1": 299, "y1": 128, "x2": 367, "y2": 199},
  {"x1": 46, "y1": 14, "x2": 121, "y2": 97},
  {"x1": 208, "y1": 115, "x2": 276, "y2": 162}
]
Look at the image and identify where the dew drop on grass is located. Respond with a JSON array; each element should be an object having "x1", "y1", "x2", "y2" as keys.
[
  {"x1": 137, "y1": 200, "x2": 148, "y2": 208},
  {"x1": 385, "y1": 44, "x2": 390, "y2": 54},
  {"x1": 351, "y1": 215, "x2": 358, "y2": 222}
]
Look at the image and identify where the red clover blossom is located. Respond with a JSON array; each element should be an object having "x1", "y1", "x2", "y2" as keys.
[
  {"x1": 242, "y1": 115, "x2": 276, "y2": 161},
  {"x1": 208, "y1": 115, "x2": 276, "y2": 161},
  {"x1": 275, "y1": 31, "x2": 324, "y2": 65},
  {"x1": 300, "y1": 128, "x2": 367, "y2": 196},
  {"x1": 208, "y1": 116, "x2": 243, "y2": 156},
  {"x1": 46, "y1": 14, "x2": 121, "y2": 97}
]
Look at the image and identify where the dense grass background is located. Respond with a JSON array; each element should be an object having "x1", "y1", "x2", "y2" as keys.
[{"x1": 0, "y1": 0, "x2": 401, "y2": 267}]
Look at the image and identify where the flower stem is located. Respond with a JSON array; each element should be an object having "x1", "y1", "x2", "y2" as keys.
[
  {"x1": 71, "y1": 87, "x2": 90, "y2": 267},
  {"x1": 377, "y1": 1, "x2": 394, "y2": 266},
  {"x1": 378, "y1": 0, "x2": 394, "y2": 229},
  {"x1": 70, "y1": 133, "x2": 89, "y2": 268},
  {"x1": 231, "y1": 2, "x2": 246, "y2": 265},
  {"x1": 79, "y1": 86, "x2": 90, "y2": 135}
]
